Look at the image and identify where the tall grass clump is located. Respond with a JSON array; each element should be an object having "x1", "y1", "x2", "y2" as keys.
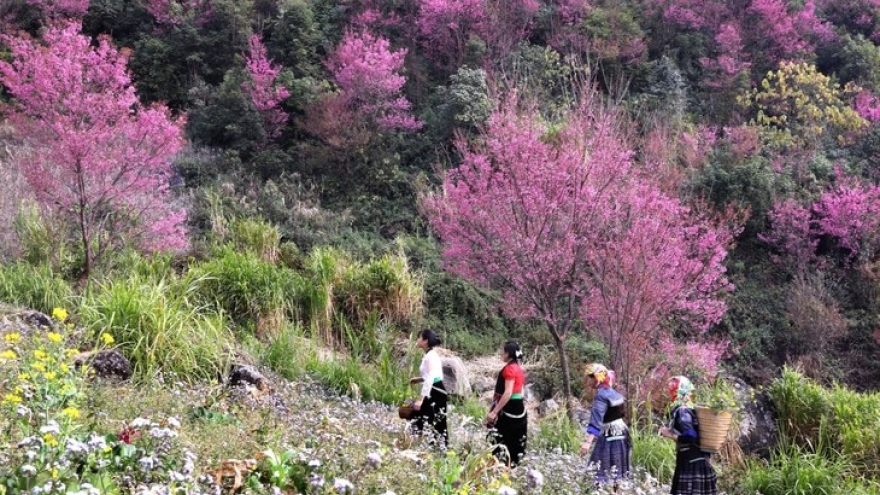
[
  {"x1": 187, "y1": 246, "x2": 304, "y2": 337},
  {"x1": 304, "y1": 337, "x2": 414, "y2": 405},
  {"x1": 13, "y1": 202, "x2": 77, "y2": 274},
  {"x1": 769, "y1": 367, "x2": 880, "y2": 479},
  {"x1": 741, "y1": 444, "x2": 880, "y2": 495},
  {"x1": 226, "y1": 217, "x2": 281, "y2": 263},
  {"x1": 302, "y1": 247, "x2": 348, "y2": 346},
  {"x1": 262, "y1": 322, "x2": 311, "y2": 380},
  {"x1": 531, "y1": 408, "x2": 582, "y2": 454},
  {"x1": 337, "y1": 250, "x2": 424, "y2": 329},
  {"x1": 80, "y1": 275, "x2": 234, "y2": 381},
  {"x1": 0, "y1": 262, "x2": 73, "y2": 314},
  {"x1": 630, "y1": 425, "x2": 676, "y2": 483}
]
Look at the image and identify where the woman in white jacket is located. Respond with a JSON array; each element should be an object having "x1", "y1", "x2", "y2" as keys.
[{"x1": 409, "y1": 329, "x2": 448, "y2": 447}]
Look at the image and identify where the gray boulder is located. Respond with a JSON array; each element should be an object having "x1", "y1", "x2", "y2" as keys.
[
  {"x1": 441, "y1": 355, "x2": 471, "y2": 396},
  {"x1": 228, "y1": 364, "x2": 269, "y2": 391},
  {"x1": 74, "y1": 350, "x2": 132, "y2": 381},
  {"x1": 729, "y1": 376, "x2": 777, "y2": 457}
]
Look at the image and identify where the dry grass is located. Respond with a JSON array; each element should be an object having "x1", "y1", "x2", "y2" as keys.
[{"x1": 0, "y1": 122, "x2": 33, "y2": 261}]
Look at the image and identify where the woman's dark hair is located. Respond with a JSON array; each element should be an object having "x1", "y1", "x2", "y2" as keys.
[
  {"x1": 419, "y1": 329, "x2": 442, "y2": 349},
  {"x1": 503, "y1": 341, "x2": 523, "y2": 361}
]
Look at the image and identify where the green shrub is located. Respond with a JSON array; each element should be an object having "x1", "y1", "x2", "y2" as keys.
[
  {"x1": 187, "y1": 246, "x2": 304, "y2": 336},
  {"x1": 337, "y1": 250, "x2": 424, "y2": 329},
  {"x1": 0, "y1": 262, "x2": 73, "y2": 314},
  {"x1": 79, "y1": 275, "x2": 234, "y2": 381}
]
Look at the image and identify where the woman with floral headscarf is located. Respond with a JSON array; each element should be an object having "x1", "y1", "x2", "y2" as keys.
[
  {"x1": 661, "y1": 376, "x2": 717, "y2": 495},
  {"x1": 580, "y1": 363, "x2": 631, "y2": 484}
]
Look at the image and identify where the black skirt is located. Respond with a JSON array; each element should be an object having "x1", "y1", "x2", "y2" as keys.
[
  {"x1": 410, "y1": 381, "x2": 448, "y2": 448},
  {"x1": 488, "y1": 399, "x2": 528, "y2": 465},
  {"x1": 670, "y1": 443, "x2": 717, "y2": 495}
]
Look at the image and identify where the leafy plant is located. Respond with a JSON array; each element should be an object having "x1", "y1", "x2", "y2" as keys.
[{"x1": 697, "y1": 377, "x2": 739, "y2": 410}]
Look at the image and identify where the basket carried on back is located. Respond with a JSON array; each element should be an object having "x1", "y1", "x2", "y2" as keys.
[{"x1": 695, "y1": 406, "x2": 734, "y2": 453}]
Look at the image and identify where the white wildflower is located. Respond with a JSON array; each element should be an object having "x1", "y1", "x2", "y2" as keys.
[
  {"x1": 130, "y1": 418, "x2": 152, "y2": 429},
  {"x1": 39, "y1": 421, "x2": 60, "y2": 435},
  {"x1": 333, "y1": 478, "x2": 354, "y2": 493},
  {"x1": 21, "y1": 465, "x2": 37, "y2": 475},
  {"x1": 527, "y1": 468, "x2": 545, "y2": 487},
  {"x1": 149, "y1": 427, "x2": 178, "y2": 439},
  {"x1": 65, "y1": 438, "x2": 89, "y2": 456},
  {"x1": 309, "y1": 474, "x2": 325, "y2": 488},
  {"x1": 498, "y1": 486, "x2": 517, "y2": 495},
  {"x1": 367, "y1": 451, "x2": 382, "y2": 467},
  {"x1": 167, "y1": 417, "x2": 181, "y2": 429}
]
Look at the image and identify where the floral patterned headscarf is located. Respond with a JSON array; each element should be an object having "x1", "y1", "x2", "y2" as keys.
[
  {"x1": 585, "y1": 363, "x2": 614, "y2": 387},
  {"x1": 668, "y1": 375, "x2": 694, "y2": 408}
]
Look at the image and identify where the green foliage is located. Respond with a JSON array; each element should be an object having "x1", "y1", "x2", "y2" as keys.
[
  {"x1": 769, "y1": 367, "x2": 880, "y2": 479},
  {"x1": 428, "y1": 449, "x2": 509, "y2": 495},
  {"x1": 187, "y1": 69, "x2": 267, "y2": 159},
  {"x1": 531, "y1": 408, "x2": 582, "y2": 454},
  {"x1": 837, "y1": 34, "x2": 880, "y2": 91},
  {"x1": 741, "y1": 445, "x2": 880, "y2": 495},
  {"x1": 0, "y1": 262, "x2": 73, "y2": 315},
  {"x1": 265, "y1": 0, "x2": 322, "y2": 79},
  {"x1": 630, "y1": 425, "x2": 676, "y2": 484},
  {"x1": 303, "y1": 346, "x2": 413, "y2": 406},
  {"x1": 336, "y1": 250, "x2": 424, "y2": 330},
  {"x1": 79, "y1": 275, "x2": 234, "y2": 381},
  {"x1": 696, "y1": 377, "x2": 739, "y2": 410},
  {"x1": 187, "y1": 246, "x2": 303, "y2": 336}
]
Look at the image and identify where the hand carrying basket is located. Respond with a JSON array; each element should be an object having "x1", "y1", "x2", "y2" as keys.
[{"x1": 695, "y1": 406, "x2": 734, "y2": 452}]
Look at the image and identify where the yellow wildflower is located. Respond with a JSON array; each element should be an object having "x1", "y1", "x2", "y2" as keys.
[
  {"x1": 47, "y1": 332, "x2": 63, "y2": 343},
  {"x1": 2, "y1": 393, "x2": 23, "y2": 405},
  {"x1": 0, "y1": 349, "x2": 17, "y2": 360},
  {"x1": 18, "y1": 373, "x2": 30, "y2": 381},
  {"x1": 52, "y1": 468, "x2": 59, "y2": 479},
  {"x1": 62, "y1": 407, "x2": 81, "y2": 420},
  {"x1": 51, "y1": 307, "x2": 68, "y2": 322},
  {"x1": 34, "y1": 350, "x2": 47, "y2": 360},
  {"x1": 100, "y1": 333, "x2": 115, "y2": 345},
  {"x1": 43, "y1": 434, "x2": 58, "y2": 448},
  {"x1": 65, "y1": 349, "x2": 79, "y2": 358},
  {"x1": 44, "y1": 371, "x2": 57, "y2": 381},
  {"x1": 60, "y1": 363, "x2": 70, "y2": 373},
  {"x1": 4, "y1": 332, "x2": 21, "y2": 344},
  {"x1": 32, "y1": 362, "x2": 46, "y2": 373}
]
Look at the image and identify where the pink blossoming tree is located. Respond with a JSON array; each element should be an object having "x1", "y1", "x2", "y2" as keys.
[
  {"x1": 761, "y1": 180, "x2": 880, "y2": 271},
  {"x1": 423, "y1": 99, "x2": 736, "y2": 405},
  {"x1": 242, "y1": 34, "x2": 290, "y2": 142},
  {"x1": 0, "y1": 21, "x2": 187, "y2": 282},
  {"x1": 326, "y1": 29, "x2": 421, "y2": 133}
]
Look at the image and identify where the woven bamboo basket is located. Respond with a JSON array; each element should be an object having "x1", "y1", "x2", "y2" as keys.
[{"x1": 695, "y1": 406, "x2": 734, "y2": 452}]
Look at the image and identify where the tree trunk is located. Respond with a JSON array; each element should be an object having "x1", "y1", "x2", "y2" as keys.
[{"x1": 550, "y1": 325, "x2": 575, "y2": 420}]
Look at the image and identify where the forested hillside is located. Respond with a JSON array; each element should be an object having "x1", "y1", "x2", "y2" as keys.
[{"x1": 3, "y1": 0, "x2": 880, "y2": 493}]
